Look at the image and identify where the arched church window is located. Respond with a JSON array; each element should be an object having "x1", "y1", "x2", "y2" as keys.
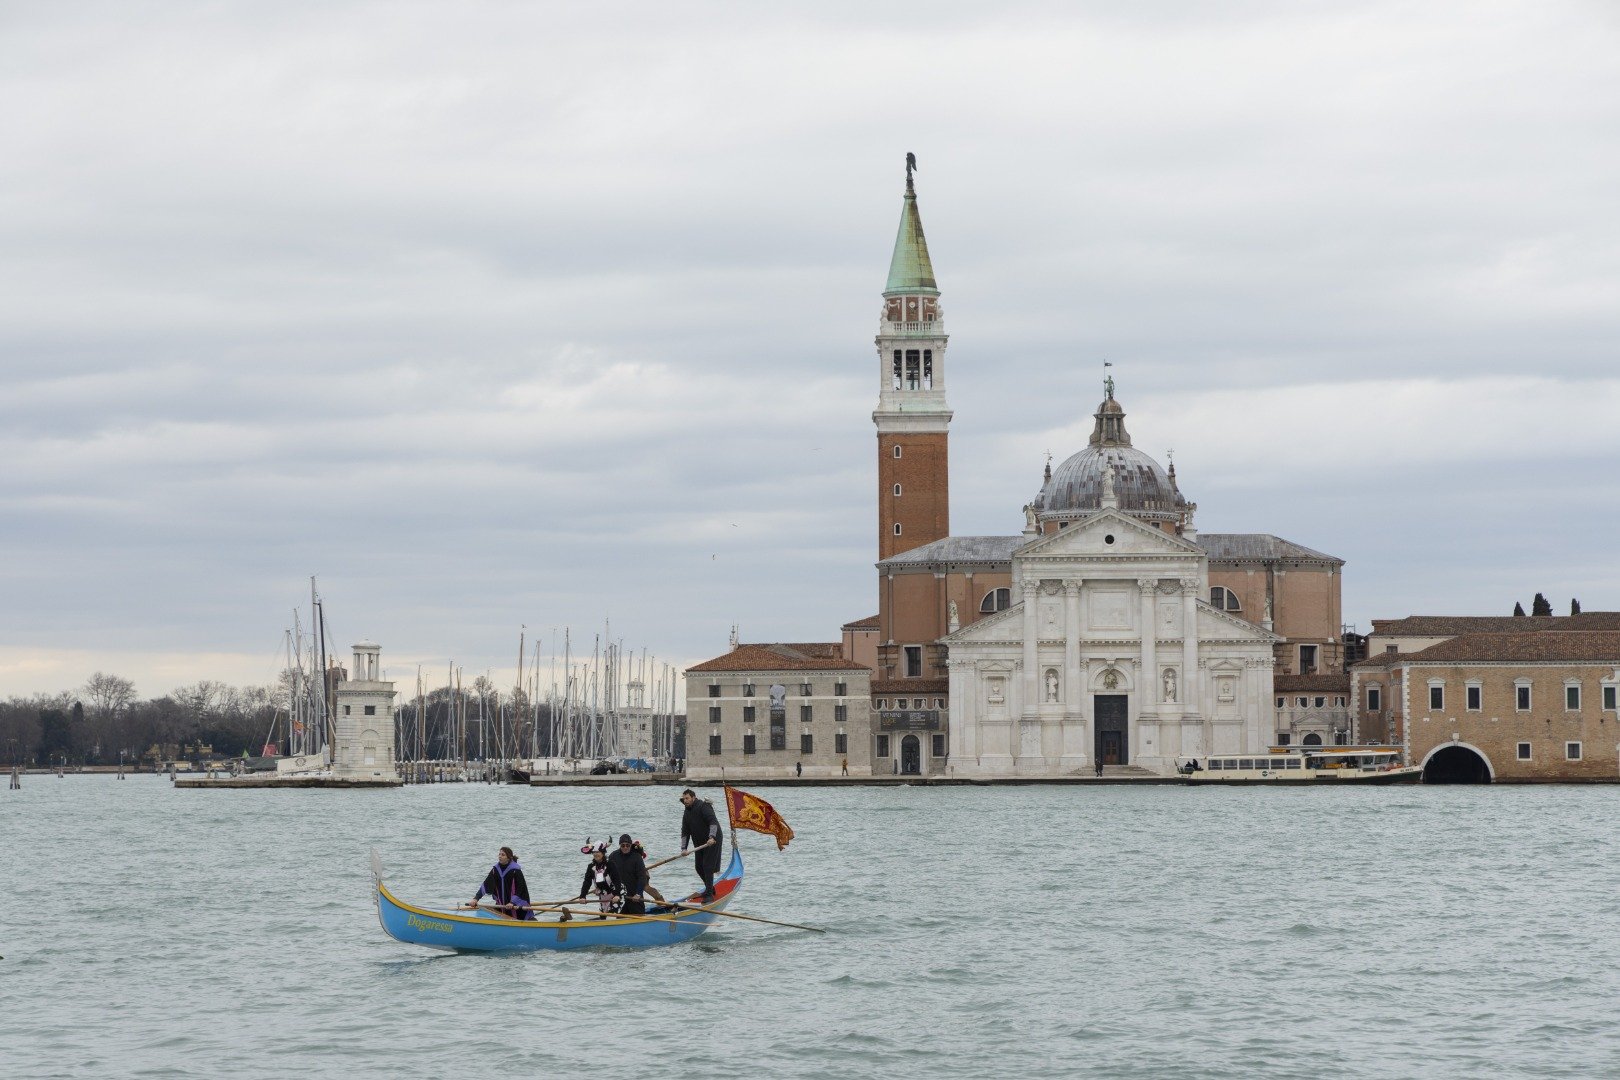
[
  {"x1": 980, "y1": 587, "x2": 1011, "y2": 614},
  {"x1": 893, "y1": 523, "x2": 902, "y2": 536},
  {"x1": 1303, "y1": 732, "x2": 1323, "y2": 746},
  {"x1": 893, "y1": 445, "x2": 902, "y2": 459},
  {"x1": 1210, "y1": 586, "x2": 1241, "y2": 612},
  {"x1": 893, "y1": 483, "x2": 902, "y2": 497}
]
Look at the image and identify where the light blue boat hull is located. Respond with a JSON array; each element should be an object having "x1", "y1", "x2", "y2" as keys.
[{"x1": 374, "y1": 849, "x2": 743, "y2": 952}]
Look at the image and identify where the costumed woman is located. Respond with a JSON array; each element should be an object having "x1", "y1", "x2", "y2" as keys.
[
  {"x1": 467, "y1": 846, "x2": 533, "y2": 920},
  {"x1": 574, "y1": 840, "x2": 619, "y2": 918}
]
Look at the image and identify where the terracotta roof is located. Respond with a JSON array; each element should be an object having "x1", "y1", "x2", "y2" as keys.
[
  {"x1": 1274, "y1": 674, "x2": 1351, "y2": 692},
  {"x1": 687, "y1": 643, "x2": 866, "y2": 674},
  {"x1": 1198, "y1": 534, "x2": 1343, "y2": 565},
  {"x1": 870, "y1": 678, "x2": 949, "y2": 695},
  {"x1": 841, "y1": 614, "x2": 881, "y2": 630},
  {"x1": 1351, "y1": 652, "x2": 1407, "y2": 669},
  {"x1": 1370, "y1": 613, "x2": 1620, "y2": 636},
  {"x1": 1400, "y1": 631, "x2": 1620, "y2": 665}
]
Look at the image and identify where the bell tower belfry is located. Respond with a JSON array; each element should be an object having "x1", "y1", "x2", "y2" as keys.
[{"x1": 874, "y1": 154, "x2": 952, "y2": 560}]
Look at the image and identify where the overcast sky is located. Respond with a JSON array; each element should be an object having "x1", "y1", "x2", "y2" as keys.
[{"x1": 3, "y1": 1, "x2": 1618, "y2": 698}]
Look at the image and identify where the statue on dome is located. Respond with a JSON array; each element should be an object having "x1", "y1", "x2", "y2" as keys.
[{"x1": 906, "y1": 151, "x2": 917, "y2": 186}]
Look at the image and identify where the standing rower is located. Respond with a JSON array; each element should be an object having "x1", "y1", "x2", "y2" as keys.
[
  {"x1": 679, "y1": 788, "x2": 723, "y2": 902},
  {"x1": 468, "y1": 846, "x2": 533, "y2": 920}
]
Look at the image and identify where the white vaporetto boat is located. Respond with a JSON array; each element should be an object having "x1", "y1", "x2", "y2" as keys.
[{"x1": 1181, "y1": 747, "x2": 1422, "y2": 784}]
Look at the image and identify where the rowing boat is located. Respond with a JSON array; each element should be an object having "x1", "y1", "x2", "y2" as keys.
[{"x1": 371, "y1": 847, "x2": 744, "y2": 952}]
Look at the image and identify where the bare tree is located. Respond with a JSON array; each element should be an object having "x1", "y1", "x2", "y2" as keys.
[{"x1": 82, "y1": 672, "x2": 136, "y2": 726}]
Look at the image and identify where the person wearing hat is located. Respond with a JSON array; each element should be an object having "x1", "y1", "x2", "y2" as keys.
[
  {"x1": 605, "y1": 833, "x2": 650, "y2": 915},
  {"x1": 678, "y1": 788, "x2": 723, "y2": 902}
]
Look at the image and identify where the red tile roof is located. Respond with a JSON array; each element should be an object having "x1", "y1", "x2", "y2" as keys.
[
  {"x1": 1274, "y1": 674, "x2": 1351, "y2": 692},
  {"x1": 1371, "y1": 613, "x2": 1620, "y2": 636},
  {"x1": 686, "y1": 643, "x2": 865, "y2": 674},
  {"x1": 1399, "y1": 631, "x2": 1620, "y2": 664},
  {"x1": 842, "y1": 614, "x2": 881, "y2": 630}
]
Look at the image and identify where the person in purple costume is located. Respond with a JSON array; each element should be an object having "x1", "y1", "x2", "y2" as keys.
[{"x1": 466, "y1": 846, "x2": 533, "y2": 920}]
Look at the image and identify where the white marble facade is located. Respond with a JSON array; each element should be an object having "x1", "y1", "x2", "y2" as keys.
[{"x1": 943, "y1": 508, "x2": 1277, "y2": 776}]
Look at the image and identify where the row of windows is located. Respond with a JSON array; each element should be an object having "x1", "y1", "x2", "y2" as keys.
[
  {"x1": 710, "y1": 705, "x2": 850, "y2": 723},
  {"x1": 891, "y1": 349, "x2": 934, "y2": 391},
  {"x1": 708, "y1": 732, "x2": 850, "y2": 756},
  {"x1": 875, "y1": 698, "x2": 945, "y2": 710},
  {"x1": 1424, "y1": 682, "x2": 1618, "y2": 713},
  {"x1": 342, "y1": 705, "x2": 377, "y2": 716},
  {"x1": 707, "y1": 681, "x2": 850, "y2": 698},
  {"x1": 1275, "y1": 696, "x2": 1348, "y2": 709},
  {"x1": 1515, "y1": 741, "x2": 1583, "y2": 762}
]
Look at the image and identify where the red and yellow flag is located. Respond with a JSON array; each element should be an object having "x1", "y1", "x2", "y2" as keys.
[{"x1": 724, "y1": 785, "x2": 795, "y2": 850}]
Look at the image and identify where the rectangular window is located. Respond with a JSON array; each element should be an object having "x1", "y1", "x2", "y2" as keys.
[
  {"x1": 931, "y1": 733, "x2": 946, "y2": 759},
  {"x1": 1313, "y1": 697, "x2": 1325, "y2": 708},
  {"x1": 876, "y1": 734, "x2": 891, "y2": 758},
  {"x1": 1385, "y1": 644, "x2": 1399, "y2": 653},
  {"x1": 1299, "y1": 645, "x2": 1318, "y2": 674},
  {"x1": 770, "y1": 715, "x2": 786, "y2": 751},
  {"x1": 707, "y1": 684, "x2": 720, "y2": 698},
  {"x1": 1566, "y1": 741, "x2": 1582, "y2": 761},
  {"x1": 801, "y1": 733, "x2": 813, "y2": 754},
  {"x1": 1566, "y1": 685, "x2": 1580, "y2": 711},
  {"x1": 1276, "y1": 732, "x2": 1291, "y2": 746},
  {"x1": 708, "y1": 734, "x2": 722, "y2": 756},
  {"x1": 834, "y1": 681, "x2": 847, "y2": 697},
  {"x1": 834, "y1": 704, "x2": 848, "y2": 723},
  {"x1": 742, "y1": 682, "x2": 755, "y2": 697},
  {"x1": 1605, "y1": 685, "x2": 1617, "y2": 711},
  {"x1": 904, "y1": 646, "x2": 923, "y2": 678},
  {"x1": 1428, "y1": 684, "x2": 1444, "y2": 711},
  {"x1": 743, "y1": 733, "x2": 756, "y2": 755},
  {"x1": 800, "y1": 682, "x2": 813, "y2": 696},
  {"x1": 1466, "y1": 685, "x2": 1481, "y2": 711},
  {"x1": 743, "y1": 706, "x2": 756, "y2": 723},
  {"x1": 1517, "y1": 741, "x2": 1531, "y2": 761},
  {"x1": 344, "y1": 705, "x2": 351, "y2": 716},
  {"x1": 834, "y1": 732, "x2": 848, "y2": 754},
  {"x1": 708, "y1": 706, "x2": 721, "y2": 723},
  {"x1": 922, "y1": 349, "x2": 933, "y2": 388},
  {"x1": 364, "y1": 705, "x2": 376, "y2": 716},
  {"x1": 904, "y1": 349, "x2": 921, "y2": 389},
  {"x1": 800, "y1": 705, "x2": 813, "y2": 723},
  {"x1": 1516, "y1": 684, "x2": 1531, "y2": 711},
  {"x1": 892, "y1": 350, "x2": 902, "y2": 389},
  {"x1": 1367, "y1": 687, "x2": 1381, "y2": 711}
]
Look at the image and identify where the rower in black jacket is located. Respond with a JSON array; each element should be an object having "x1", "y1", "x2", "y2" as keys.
[
  {"x1": 679, "y1": 788, "x2": 723, "y2": 902},
  {"x1": 469, "y1": 846, "x2": 533, "y2": 920},
  {"x1": 605, "y1": 834, "x2": 650, "y2": 915}
]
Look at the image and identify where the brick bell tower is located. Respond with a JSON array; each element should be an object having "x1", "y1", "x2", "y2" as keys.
[{"x1": 874, "y1": 154, "x2": 952, "y2": 560}]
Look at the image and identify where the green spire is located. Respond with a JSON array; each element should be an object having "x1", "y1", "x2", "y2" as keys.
[{"x1": 884, "y1": 157, "x2": 938, "y2": 296}]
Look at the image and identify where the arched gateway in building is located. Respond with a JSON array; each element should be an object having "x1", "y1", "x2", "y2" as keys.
[{"x1": 1421, "y1": 743, "x2": 1494, "y2": 784}]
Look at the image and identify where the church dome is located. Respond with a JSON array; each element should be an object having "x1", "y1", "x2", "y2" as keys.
[{"x1": 1035, "y1": 386, "x2": 1188, "y2": 523}]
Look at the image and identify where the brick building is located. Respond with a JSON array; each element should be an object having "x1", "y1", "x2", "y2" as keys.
[
  {"x1": 683, "y1": 643, "x2": 871, "y2": 779},
  {"x1": 1355, "y1": 631, "x2": 1620, "y2": 782}
]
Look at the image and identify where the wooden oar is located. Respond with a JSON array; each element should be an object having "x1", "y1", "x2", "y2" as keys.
[
  {"x1": 659, "y1": 899, "x2": 826, "y2": 934},
  {"x1": 645, "y1": 839, "x2": 715, "y2": 872},
  {"x1": 456, "y1": 902, "x2": 675, "y2": 924}
]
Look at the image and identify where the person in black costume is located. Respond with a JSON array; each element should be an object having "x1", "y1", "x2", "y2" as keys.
[
  {"x1": 468, "y1": 846, "x2": 533, "y2": 920},
  {"x1": 574, "y1": 841, "x2": 618, "y2": 916},
  {"x1": 605, "y1": 833, "x2": 649, "y2": 915},
  {"x1": 679, "y1": 788, "x2": 723, "y2": 902}
]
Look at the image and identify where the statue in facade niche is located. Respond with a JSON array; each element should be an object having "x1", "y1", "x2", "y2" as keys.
[
  {"x1": 1163, "y1": 667, "x2": 1177, "y2": 703},
  {"x1": 1045, "y1": 669, "x2": 1059, "y2": 702},
  {"x1": 947, "y1": 600, "x2": 960, "y2": 633}
]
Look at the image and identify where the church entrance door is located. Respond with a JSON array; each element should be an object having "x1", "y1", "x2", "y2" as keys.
[
  {"x1": 900, "y1": 735, "x2": 921, "y2": 775},
  {"x1": 1094, "y1": 695, "x2": 1128, "y2": 767}
]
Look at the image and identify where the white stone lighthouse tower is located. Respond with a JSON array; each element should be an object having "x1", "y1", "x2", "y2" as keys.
[{"x1": 332, "y1": 641, "x2": 398, "y2": 779}]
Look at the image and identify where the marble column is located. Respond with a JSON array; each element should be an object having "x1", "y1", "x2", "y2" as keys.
[
  {"x1": 1138, "y1": 578, "x2": 1159, "y2": 720},
  {"x1": 1062, "y1": 580, "x2": 1085, "y2": 770},
  {"x1": 1181, "y1": 578, "x2": 1202, "y2": 721},
  {"x1": 1020, "y1": 579, "x2": 1039, "y2": 722}
]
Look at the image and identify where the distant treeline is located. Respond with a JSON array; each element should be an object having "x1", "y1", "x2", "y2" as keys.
[{"x1": 0, "y1": 674, "x2": 279, "y2": 767}]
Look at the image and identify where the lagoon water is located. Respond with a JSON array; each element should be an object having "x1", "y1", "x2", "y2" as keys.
[{"x1": 4, "y1": 776, "x2": 1620, "y2": 1078}]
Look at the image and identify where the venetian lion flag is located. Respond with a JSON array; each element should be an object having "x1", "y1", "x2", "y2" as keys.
[{"x1": 724, "y1": 785, "x2": 795, "y2": 850}]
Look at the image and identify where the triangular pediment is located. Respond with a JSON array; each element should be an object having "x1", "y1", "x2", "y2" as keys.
[
  {"x1": 1019, "y1": 509, "x2": 1204, "y2": 559},
  {"x1": 1196, "y1": 601, "x2": 1280, "y2": 642},
  {"x1": 943, "y1": 602, "x2": 1026, "y2": 645}
]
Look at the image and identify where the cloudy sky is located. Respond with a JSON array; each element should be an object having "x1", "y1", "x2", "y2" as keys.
[{"x1": 3, "y1": 1, "x2": 1618, "y2": 698}]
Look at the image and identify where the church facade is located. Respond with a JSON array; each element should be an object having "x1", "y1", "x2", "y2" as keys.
[{"x1": 865, "y1": 164, "x2": 1344, "y2": 777}]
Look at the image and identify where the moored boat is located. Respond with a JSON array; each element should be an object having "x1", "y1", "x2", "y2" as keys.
[
  {"x1": 1182, "y1": 747, "x2": 1422, "y2": 784},
  {"x1": 371, "y1": 847, "x2": 744, "y2": 952}
]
